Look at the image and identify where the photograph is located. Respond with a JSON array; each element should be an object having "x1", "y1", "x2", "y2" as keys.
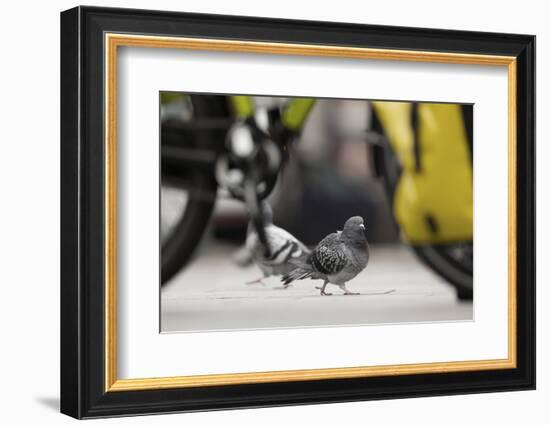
[{"x1": 160, "y1": 93, "x2": 474, "y2": 332}]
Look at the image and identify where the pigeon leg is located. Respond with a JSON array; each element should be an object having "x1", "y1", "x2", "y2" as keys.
[
  {"x1": 245, "y1": 277, "x2": 265, "y2": 286},
  {"x1": 319, "y1": 281, "x2": 332, "y2": 296}
]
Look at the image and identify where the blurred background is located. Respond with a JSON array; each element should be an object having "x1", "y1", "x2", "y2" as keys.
[{"x1": 160, "y1": 94, "x2": 473, "y2": 332}]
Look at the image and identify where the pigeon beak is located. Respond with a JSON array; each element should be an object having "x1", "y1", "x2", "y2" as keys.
[{"x1": 359, "y1": 223, "x2": 367, "y2": 237}]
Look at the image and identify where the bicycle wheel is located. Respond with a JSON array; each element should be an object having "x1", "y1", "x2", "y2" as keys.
[
  {"x1": 161, "y1": 95, "x2": 231, "y2": 285},
  {"x1": 413, "y1": 243, "x2": 473, "y2": 300}
]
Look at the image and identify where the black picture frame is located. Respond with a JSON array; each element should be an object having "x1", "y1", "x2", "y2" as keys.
[{"x1": 61, "y1": 5, "x2": 535, "y2": 419}]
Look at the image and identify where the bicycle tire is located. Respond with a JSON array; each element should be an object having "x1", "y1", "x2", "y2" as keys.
[
  {"x1": 161, "y1": 95, "x2": 230, "y2": 285},
  {"x1": 412, "y1": 244, "x2": 473, "y2": 300}
]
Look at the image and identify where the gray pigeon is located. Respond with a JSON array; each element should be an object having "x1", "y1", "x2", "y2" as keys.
[
  {"x1": 245, "y1": 203, "x2": 310, "y2": 284},
  {"x1": 281, "y1": 216, "x2": 369, "y2": 295}
]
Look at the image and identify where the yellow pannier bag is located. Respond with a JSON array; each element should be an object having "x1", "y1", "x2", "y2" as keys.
[{"x1": 372, "y1": 102, "x2": 473, "y2": 244}]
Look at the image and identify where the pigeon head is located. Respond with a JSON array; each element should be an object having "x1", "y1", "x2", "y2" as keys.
[{"x1": 341, "y1": 216, "x2": 367, "y2": 245}]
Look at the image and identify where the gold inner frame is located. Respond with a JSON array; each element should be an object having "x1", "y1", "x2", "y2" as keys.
[{"x1": 104, "y1": 33, "x2": 517, "y2": 392}]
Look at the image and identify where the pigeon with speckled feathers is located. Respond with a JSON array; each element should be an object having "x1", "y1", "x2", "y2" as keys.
[
  {"x1": 281, "y1": 216, "x2": 369, "y2": 295},
  {"x1": 245, "y1": 203, "x2": 310, "y2": 285}
]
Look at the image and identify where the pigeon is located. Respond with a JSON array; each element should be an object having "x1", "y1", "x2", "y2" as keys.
[
  {"x1": 281, "y1": 216, "x2": 369, "y2": 295},
  {"x1": 245, "y1": 203, "x2": 310, "y2": 285}
]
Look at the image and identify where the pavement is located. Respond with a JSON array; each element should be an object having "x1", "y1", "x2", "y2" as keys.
[{"x1": 161, "y1": 241, "x2": 472, "y2": 332}]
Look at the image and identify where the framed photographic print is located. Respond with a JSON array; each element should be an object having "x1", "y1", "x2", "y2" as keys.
[{"x1": 60, "y1": 6, "x2": 535, "y2": 419}]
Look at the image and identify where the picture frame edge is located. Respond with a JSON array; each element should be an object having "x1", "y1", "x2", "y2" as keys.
[{"x1": 60, "y1": 5, "x2": 536, "y2": 419}]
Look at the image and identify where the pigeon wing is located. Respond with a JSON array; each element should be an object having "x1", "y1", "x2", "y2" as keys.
[
  {"x1": 311, "y1": 233, "x2": 347, "y2": 275},
  {"x1": 247, "y1": 224, "x2": 308, "y2": 265},
  {"x1": 263, "y1": 226, "x2": 308, "y2": 264}
]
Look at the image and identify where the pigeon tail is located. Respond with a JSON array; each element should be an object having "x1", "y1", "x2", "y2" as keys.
[
  {"x1": 281, "y1": 254, "x2": 315, "y2": 285},
  {"x1": 281, "y1": 267, "x2": 313, "y2": 286}
]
